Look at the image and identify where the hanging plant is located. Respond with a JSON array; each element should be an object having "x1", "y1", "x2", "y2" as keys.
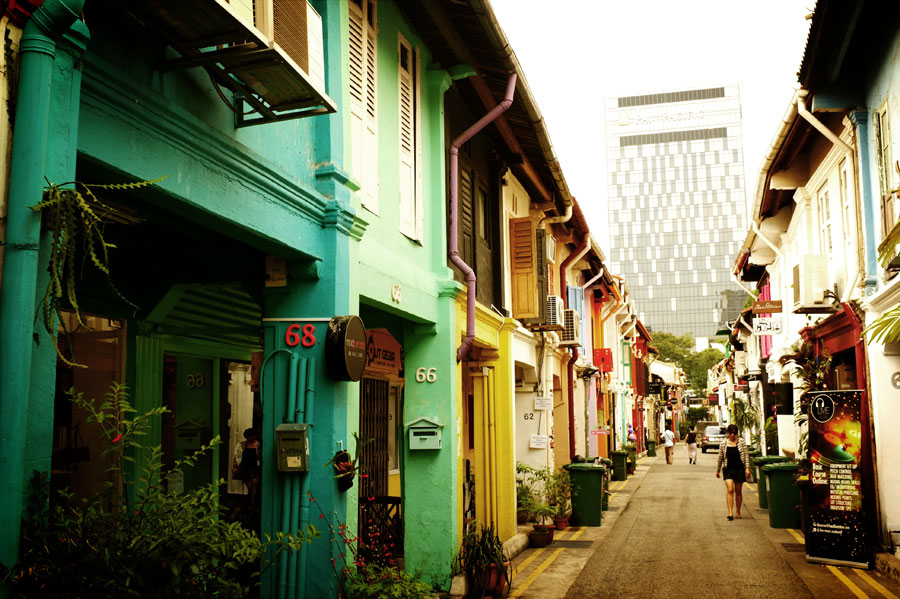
[{"x1": 31, "y1": 176, "x2": 166, "y2": 367}]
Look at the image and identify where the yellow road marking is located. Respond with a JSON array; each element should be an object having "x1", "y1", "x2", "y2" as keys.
[
  {"x1": 786, "y1": 528, "x2": 805, "y2": 543},
  {"x1": 514, "y1": 546, "x2": 546, "y2": 572},
  {"x1": 857, "y1": 570, "x2": 898, "y2": 599},
  {"x1": 569, "y1": 527, "x2": 585, "y2": 540},
  {"x1": 510, "y1": 548, "x2": 565, "y2": 597},
  {"x1": 828, "y1": 565, "x2": 869, "y2": 599}
]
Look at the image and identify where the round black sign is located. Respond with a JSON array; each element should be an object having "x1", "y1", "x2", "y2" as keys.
[
  {"x1": 810, "y1": 394, "x2": 835, "y2": 423},
  {"x1": 325, "y1": 315, "x2": 367, "y2": 381}
]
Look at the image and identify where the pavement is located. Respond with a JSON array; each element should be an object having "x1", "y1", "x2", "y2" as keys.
[{"x1": 459, "y1": 445, "x2": 900, "y2": 599}]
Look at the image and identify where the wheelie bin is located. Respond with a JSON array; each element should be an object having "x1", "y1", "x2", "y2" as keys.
[
  {"x1": 610, "y1": 450, "x2": 628, "y2": 481},
  {"x1": 752, "y1": 456, "x2": 791, "y2": 509},
  {"x1": 762, "y1": 462, "x2": 801, "y2": 528},
  {"x1": 647, "y1": 440, "x2": 657, "y2": 457},
  {"x1": 563, "y1": 463, "x2": 605, "y2": 526}
]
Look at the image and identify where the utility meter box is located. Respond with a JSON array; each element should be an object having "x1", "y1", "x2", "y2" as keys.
[
  {"x1": 275, "y1": 423, "x2": 310, "y2": 472},
  {"x1": 406, "y1": 417, "x2": 443, "y2": 450}
]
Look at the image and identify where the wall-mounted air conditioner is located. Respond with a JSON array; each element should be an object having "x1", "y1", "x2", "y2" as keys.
[
  {"x1": 252, "y1": 0, "x2": 326, "y2": 91},
  {"x1": 546, "y1": 295, "x2": 564, "y2": 327},
  {"x1": 733, "y1": 351, "x2": 747, "y2": 378},
  {"x1": 792, "y1": 255, "x2": 831, "y2": 313},
  {"x1": 559, "y1": 309, "x2": 581, "y2": 346}
]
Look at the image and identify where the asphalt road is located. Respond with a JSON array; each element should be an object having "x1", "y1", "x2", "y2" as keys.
[{"x1": 564, "y1": 444, "x2": 814, "y2": 599}]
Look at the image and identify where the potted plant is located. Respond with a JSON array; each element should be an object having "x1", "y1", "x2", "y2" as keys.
[
  {"x1": 548, "y1": 468, "x2": 571, "y2": 530},
  {"x1": 458, "y1": 522, "x2": 511, "y2": 597},
  {"x1": 524, "y1": 498, "x2": 555, "y2": 548}
]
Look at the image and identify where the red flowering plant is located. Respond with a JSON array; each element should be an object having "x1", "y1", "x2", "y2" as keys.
[
  {"x1": 307, "y1": 490, "x2": 432, "y2": 599},
  {"x1": 1, "y1": 382, "x2": 318, "y2": 598}
]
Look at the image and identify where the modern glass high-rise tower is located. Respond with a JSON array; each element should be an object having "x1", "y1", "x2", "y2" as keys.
[{"x1": 605, "y1": 85, "x2": 747, "y2": 339}]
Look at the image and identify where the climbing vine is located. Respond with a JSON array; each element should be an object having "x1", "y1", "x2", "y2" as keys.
[{"x1": 32, "y1": 177, "x2": 166, "y2": 367}]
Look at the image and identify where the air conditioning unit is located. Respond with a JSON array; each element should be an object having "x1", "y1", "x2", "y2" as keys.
[
  {"x1": 792, "y1": 255, "x2": 831, "y2": 313},
  {"x1": 546, "y1": 295, "x2": 564, "y2": 327},
  {"x1": 253, "y1": 0, "x2": 326, "y2": 91},
  {"x1": 559, "y1": 309, "x2": 581, "y2": 346}
]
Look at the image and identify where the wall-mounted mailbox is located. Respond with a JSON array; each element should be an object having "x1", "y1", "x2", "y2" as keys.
[
  {"x1": 406, "y1": 417, "x2": 443, "y2": 450},
  {"x1": 275, "y1": 423, "x2": 309, "y2": 472}
]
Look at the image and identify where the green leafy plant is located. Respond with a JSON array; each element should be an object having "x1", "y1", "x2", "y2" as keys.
[
  {"x1": 546, "y1": 468, "x2": 571, "y2": 518},
  {"x1": 863, "y1": 302, "x2": 900, "y2": 345},
  {"x1": 32, "y1": 177, "x2": 166, "y2": 367},
  {"x1": 1, "y1": 382, "x2": 316, "y2": 598},
  {"x1": 457, "y1": 522, "x2": 510, "y2": 598},
  {"x1": 514, "y1": 463, "x2": 554, "y2": 527},
  {"x1": 730, "y1": 396, "x2": 760, "y2": 439},
  {"x1": 308, "y1": 491, "x2": 431, "y2": 599}
]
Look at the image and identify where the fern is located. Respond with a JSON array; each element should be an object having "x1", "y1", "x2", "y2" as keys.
[
  {"x1": 32, "y1": 177, "x2": 166, "y2": 367},
  {"x1": 863, "y1": 302, "x2": 900, "y2": 345}
]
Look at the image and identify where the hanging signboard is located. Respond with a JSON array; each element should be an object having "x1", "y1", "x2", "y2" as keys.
[
  {"x1": 529, "y1": 434, "x2": 548, "y2": 449},
  {"x1": 752, "y1": 316, "x2": 783, "y2": 335},
  {"x1": 751, "y1": 299, "x2": 783, "y2": 314},
  {"x1": 805, "y1": 390, "x2": 871, "y2": 568},
  {"x1": 534, "y1": 396, "x2": 553, "y2": 411}
]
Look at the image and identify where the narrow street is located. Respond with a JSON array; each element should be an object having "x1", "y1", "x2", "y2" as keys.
[{"x1": 506, "y1": 447, "x2": 900, "y2": 599}]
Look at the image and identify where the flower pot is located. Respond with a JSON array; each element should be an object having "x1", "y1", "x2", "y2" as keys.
[
  {"x1": 476, "y1": 561, "x2": 510, "y2": 596},
  {"x1": 528, "y1": 527, "x2": 552, "y2": 548},
  {"x1": 336, "y1": 472, "x2": 354, "y2": 492},
  {"x1": 553, "y1": 515, "x2": 569, "y2": 530}
]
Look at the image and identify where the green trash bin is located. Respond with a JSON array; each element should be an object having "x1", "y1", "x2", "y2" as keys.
[
  {"x1": 762, "y1": 462, "x2": 801, "y2": 528},
  {"x1": 647, "y1": 441, "x2": 657, "y2": 457},
  {"x1": 564, "y1": 463, "x2": 605, "y2": 526},
  {"x1": 752, "y1": 456, "x2": 791, "y2": 509},
  {"x1": 610, "y1": 450, "x2": 628, "y2": 481}
]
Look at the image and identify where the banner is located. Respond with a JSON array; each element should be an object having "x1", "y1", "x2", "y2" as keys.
[{"x1": 805, "y1": 390, "x2": 871, "y2": 567}]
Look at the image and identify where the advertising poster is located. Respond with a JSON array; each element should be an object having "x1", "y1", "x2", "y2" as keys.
[{"x1": 805, "y1": 390, "x2": 871, "y2": 567}]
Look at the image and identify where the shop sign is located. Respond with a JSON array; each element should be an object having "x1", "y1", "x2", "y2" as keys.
[
  {"x1": 648, "y1": 382, "x2": 662, "y2": 396},
  {"x1": 364, "y1": 328, "x2": 402, "y2": 377},
  {"x1": 534, "y1": 396, "x2": 553, "y2": 411},
  {"x1": 806, "y1": 390, "x2": 872, "y2": 568},
  {"x1": 752, "y1": 316, "x2": 783, "y2": 335},
  {"x1": 325, "y1": 315, "x2": 367, "y2": 381},
  {"x1": 529, "y1": 434, "x2": 548, "y2": 449},
  {"x1": 751, "y1": 299, "x2": 782, "y2": 314},
  {"x1": 593, "y1": 348, "x2": 613, "y2": 372},
  {"x1": 265, "y1": 255, "x2": 287, "y2": 287}
]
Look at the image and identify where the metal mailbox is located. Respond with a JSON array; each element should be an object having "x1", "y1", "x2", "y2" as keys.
[
  {"x1": 275, "y1": 423, "x2": 309, "y2": 472},
  {"x1": 406, "y1": 417, "x2": 443, "y2": 450}
]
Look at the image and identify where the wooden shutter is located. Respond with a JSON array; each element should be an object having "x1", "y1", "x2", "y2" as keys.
[
  {"x1": 349, "y1": 0, "x2": 378, "y2": 213},
  {"x1": 459, "y1": 168, "x2": 474, "y2": 266},
  {"x1": 509, "y1": 217, "x2": 538, "y2": 318},
  {"x1": 398, "y1": 34, "x2": 416, "y2": 238}
]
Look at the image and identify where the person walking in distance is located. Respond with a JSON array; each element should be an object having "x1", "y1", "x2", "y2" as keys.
[
  {"x1": 716, "y1": 424, "x2": 751, "y2": 520},
  {"x1": 661, "y1": 422, "x2": 675, "y2": 465},
  {"x1": 685, "y1": 426, "x2": 698, "y2": 464}
]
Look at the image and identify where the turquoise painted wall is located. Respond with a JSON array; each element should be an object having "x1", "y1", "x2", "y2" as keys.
[{"x1": 341, "y1": 1, "x2": 458, "y2": 589}]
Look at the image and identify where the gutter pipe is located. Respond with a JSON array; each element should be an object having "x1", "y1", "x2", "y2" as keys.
[
  {"x1": 561, "y1": 236, "x2": 590, "y2": 461},
  {"x1": 0, "y1": 0, "x2": 86, "y2": 569},
  {"x1": 797, "y1": 90, "x2": 853, "y2": 154},
  {"x1": 450, "y1": 73, "x2": 517, "y2": 362},
  {"x1": 730, "y1": 272, "x2": 757, "y2": 298}
]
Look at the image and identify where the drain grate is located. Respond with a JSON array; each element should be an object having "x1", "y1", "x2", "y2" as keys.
[
  {"x1": 605, "y1": 506, "x2": 620, "y2": 512},
  {"x1": 781, "y1": 543, "x2": 806, "y2": 553},
  {"x1": 552, "y1": 540, "x2": 593, "y2": 549}
]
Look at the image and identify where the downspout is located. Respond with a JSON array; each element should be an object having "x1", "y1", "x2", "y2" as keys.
[
  {"x1": 797, "y1": 90, "x2": 853, "y2": 155},
  {"x1": 731, "y1": 272, "x2": 757, "y2": 298},
  {"x1": 0, "y1": 0, "x2": 86, "y2": 569},
  {"x1": 561, "y1": 237, "x2": 589, "y2": 461},
  {"x1": 540, "y1": 201, "x2": 572, "y2": 226},
  {"x1": 297, "y1": 357, "x2": 316, "y2": 594},
  {"x1": 450, "y1": 73, "x2": 516, "y2": 362}
]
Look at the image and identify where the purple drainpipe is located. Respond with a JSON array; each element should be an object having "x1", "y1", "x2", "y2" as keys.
[
  {"x1": 561, "y1": 235, "x2": 589, "y2": 461},
  {"x1": 449, "y1": 73, "x2": 517, "y2": 362}
]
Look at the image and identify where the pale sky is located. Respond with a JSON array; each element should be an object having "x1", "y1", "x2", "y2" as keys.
[{"x1": 490, "y1": 0, "x2": 815, "y2": 250}]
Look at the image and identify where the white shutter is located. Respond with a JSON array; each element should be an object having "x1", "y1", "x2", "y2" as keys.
[
  {"x1": 349, "y1": 0, "x2": 378, "y2": 214},
  {"x1": 398, "y1": 33, "x2": 416, "y2": 238}
]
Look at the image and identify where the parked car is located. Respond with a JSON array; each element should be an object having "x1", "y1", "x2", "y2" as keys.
[{"x1": 701, "y1": 425, "x2": 727, "y2": 453}]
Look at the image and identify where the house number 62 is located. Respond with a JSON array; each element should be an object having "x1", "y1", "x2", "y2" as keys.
[{"x1": 415, "y1": 367, "x2": 437, "y2": 383}]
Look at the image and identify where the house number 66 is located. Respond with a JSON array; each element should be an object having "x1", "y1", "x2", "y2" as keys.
[{"x1": 415, "y1": 367, "x2": 437, "y2": 383}]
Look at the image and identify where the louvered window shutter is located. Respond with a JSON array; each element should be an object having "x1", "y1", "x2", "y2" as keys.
[
  {"x1": 509, "y1": 217, "x2": 538, "y2": 318},
  {"x1": 398, "y1": 34, "x2": 416, "y2": 238},
  {"x1": 349, "y1": 0, "x2": 378, "y2": 213},
  {"x1": 459, "y1": 168, "x2": 474, "y2": 266}
]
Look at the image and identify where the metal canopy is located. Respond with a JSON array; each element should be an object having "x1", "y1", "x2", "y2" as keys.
[{"x1": 131, "y1": 0, "x2": 336, "y2": 126}]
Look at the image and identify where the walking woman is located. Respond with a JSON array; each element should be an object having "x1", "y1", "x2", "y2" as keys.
[
  {"x1": 715, "y1": 424, "x2": 751, "y2": 520},
  {"x1": 685, "y1": 426, "x2": 698, "y2": 464}
]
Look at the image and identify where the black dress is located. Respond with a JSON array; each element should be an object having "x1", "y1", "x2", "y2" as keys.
[
  {"x1": 237, "y1": 445, "x2": 260, "y2": 481},
  {"x1": 722, "y1": 445, "x2": 746, "y2": 482}
]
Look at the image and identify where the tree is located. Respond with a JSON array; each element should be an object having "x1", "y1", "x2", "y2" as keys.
[
  {"x1": 682, "y1": 348, "x2": 725, "y2": 395},
  {"x1": 649, "y1": 332, "x2": 693, "y2": 365}
]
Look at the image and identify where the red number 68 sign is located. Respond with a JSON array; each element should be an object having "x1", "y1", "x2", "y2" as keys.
[{"x1": 285, "y1": 323, "x2": 317, "y2": 348}]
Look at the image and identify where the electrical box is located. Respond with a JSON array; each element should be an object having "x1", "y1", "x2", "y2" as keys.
[
  {"x1": 275, "y1": 423, "x2": 309, "y2": 472},
  {"x1": 406, "y1": 417, "x2": 443, "y2": 450}
]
